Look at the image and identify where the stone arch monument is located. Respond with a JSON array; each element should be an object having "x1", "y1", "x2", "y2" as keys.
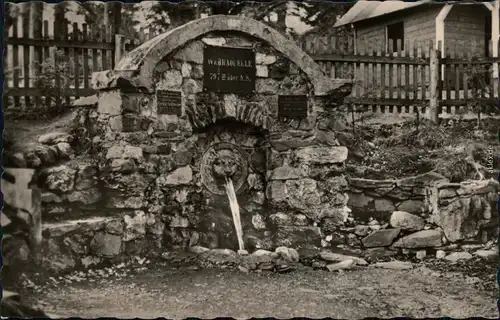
[{"x1": 91, "y1": 15, "x2": 352, "y2": 251}]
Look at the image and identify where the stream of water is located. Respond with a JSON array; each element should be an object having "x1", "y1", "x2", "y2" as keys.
[{"x1": 224, "y1": 177, "x2": 245, "y2": 251}]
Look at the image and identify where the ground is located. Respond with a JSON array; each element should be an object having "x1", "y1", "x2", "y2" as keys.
[
  {"x1": 5, "y1": 111, "x2": 78, "y2": 154},
  {"x1": 21, "y1": 257, "x2": 498, "y2": 318}
]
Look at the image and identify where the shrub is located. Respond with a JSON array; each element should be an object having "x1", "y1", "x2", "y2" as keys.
[{"x1": 31, "y1": 48, "x2": 73, "y2": 115}]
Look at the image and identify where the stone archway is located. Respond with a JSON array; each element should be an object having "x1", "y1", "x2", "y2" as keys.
[
  {"x1": 185, "y1": 96, "x2": 269, "y2": 132},
  {"x1": 109, "y1": 15, "x2": 349, "y2": 96}
]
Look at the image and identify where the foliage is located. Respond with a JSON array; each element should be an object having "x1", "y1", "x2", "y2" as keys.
[
  {"x1": 459, "y1": 59, "x2": 500, "y2": 127},
  {"x1": 343, "y1": 117, "x2": 498, "y2": 182},
  {"x1": 29, "y1": 49, "x2": 72, "y2": 117}
]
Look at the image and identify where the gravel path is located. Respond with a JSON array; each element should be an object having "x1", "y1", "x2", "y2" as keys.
[{"x1": 26, "y1": 265, "x2": 497, "y2": 318}]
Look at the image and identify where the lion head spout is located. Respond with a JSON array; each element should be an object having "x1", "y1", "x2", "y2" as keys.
[{"x1": 211, "y1": 149, "x2": 241, "y2": 181}]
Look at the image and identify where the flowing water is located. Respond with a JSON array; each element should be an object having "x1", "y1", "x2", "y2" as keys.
[{"x1": 224, "y1": 177, "x2": 245, "y2": 251}]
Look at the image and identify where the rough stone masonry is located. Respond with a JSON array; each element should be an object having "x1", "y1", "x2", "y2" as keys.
[{"x1": 15, "y1": 16, "x2": 497, "y2": 273}]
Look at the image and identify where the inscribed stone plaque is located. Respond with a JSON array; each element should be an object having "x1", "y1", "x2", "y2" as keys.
[
  {"x1": 203, "y1": 45, "x2": 256, "y2": 93},
  {"x1": 157, "y1": 90, "x2": 182, "y2": 115},
  {"x1": 278, "y1": 95, "x2": 308, "y2": 118}
]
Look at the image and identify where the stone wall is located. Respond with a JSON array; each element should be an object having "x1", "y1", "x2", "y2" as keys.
[
  {"x1": 30, "y1": 17, "x2": 497, "y2": 275},
  {"x1": 34, "y1": 28, "x2": 353, "y2": 272},
  {"x1": 346, "y1": 172, "x2": 498, "y2": 253}
]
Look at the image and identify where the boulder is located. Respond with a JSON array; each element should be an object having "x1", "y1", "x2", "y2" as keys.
[
  {"x1": 354, "y1": 225, "x2": 371, "y2": 237},
  {"x1": 267, "y1": 166, "x2": 300, "y2": 181},
  {"x1": 251, "y1": 214, "x2": 266, "y2": 230},
  {"x1": 374, "y1": 199, "x2": 396, "y2": 213},
  {"x1": 433, "y1": 180, "x2": 499, "y2": 242},
  {"x1": 361, "y1": 229, "x2": 400, "y2": 248},
  {"x1": 56, "y1": 143, "x2": 73, "y2": 159},
  {"x1": 40, "y1": 239, "x2": 76, "y2": 273},
  {"x1": 38, "y1": 132, "x2": 73, "y2": 145},
  {"x1": 157, "y1": 166, "x2": 193, "y2": 186},
  {"x1": 391, "y1": 229, "x2": 443, "y2": 248},
  {"x1": 285, "y1": 178, "x2": 323, "y2": 211},
  {"x1": 363, "y1": 247, "x2": 396, "y2": 261},
  {"x1": 43, "y1": 166, "x2": 76, "y2": 193},
  {"x1": 252, "y1": 249, "x2": 277, "y2": 258},
  {"x1": 66, "y1": 188, "x2": 102, "y2": 205},
  {"x1": 273, "y1": 226, "x2": 322, "y2": 248},
  {"x1": 123, "y1": 211, "x2": 147, "y2": 241},
  {"x1": 201, "y1": 248, "x2": 238, "y2": 265},
  {"x1": 473, "y1": 249, "x2": 497, "y2": 260},
  {"x1": 275, "y1": 247, "x2": 300, "y2": 263},
  {"x1": 444, "y1": 251, "x2": 473, "y2": 262},
  {"x1": 317, "y1": 207, "x2": 349, "y2": 224},
  {"x1": 436, "y1": 250, "x2": 446, "y2": 259},
  {"x1": 269, "y1": 212, "x2": 292, "y2": 226},
  {"x1": 389, "y1": 211, "x2": 425, "y2": 231},
  {"x1": 396, "y1": 200, "x2": 426, "y2": 214},
  {"x1": 433, "y1": 198, "x2": 480, "y2": 242},
  {"x1": 106, "y1": 220, "x2": 124, "y2": 235},
  {"x1": 415, "y1": 250, "x2": 427, "y2": 260},
  {"x1": 90, "y1": 232, "x2": 122, "y2": 257}
]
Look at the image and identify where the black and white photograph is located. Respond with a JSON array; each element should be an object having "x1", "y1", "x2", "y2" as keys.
[{"x1": 2, "y1": 0, "x2": 499, "y2": 318}]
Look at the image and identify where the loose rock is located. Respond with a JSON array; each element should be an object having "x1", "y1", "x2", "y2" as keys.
[
  {"x1": 473, "y1": 249, "x2": 497, "y2": 260},
  {"x1": 436, "y1": 250, "x2": 446, "y2": 259},
  {"x1": 275, "y1": 246, "x2": 299, "y2": 263},
  {"x1": 391, "y1": 229, "x2": 442, "y2": 248},
  {"x1": 415, "y1": 250, "x2": 426, "y2": 260},
  {"x1": 361, "y1": 229, "x2": 400, "y2": 248},
  {"x1": 372, "y1": 260, "x2": 413, "y2": 270},
  {"x1": 38, "y1": 132, "x2": 73, "y2": 145},
  {"x1": 444, "y1": 251, "x2": 473, "y2": 262},
  {"x1": 326, "y1": 259, "x2": 355, "y2": 272},
  {"x1": 319, "y1": 250, "x2": 368, "y2": 266}
]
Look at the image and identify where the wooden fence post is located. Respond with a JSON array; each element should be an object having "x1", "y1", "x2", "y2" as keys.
[
  {"x1": 429, "y1": 47, "x2": 440, "y2": 123},
  {"x1": 114, "y1": 34, "x2": 125, "y2": 66}
]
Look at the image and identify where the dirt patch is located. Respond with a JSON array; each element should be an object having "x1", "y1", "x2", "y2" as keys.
[
  {"x1": 4, "y1": 110, "x2": 78, "y2": 153},
  {"x1": 23, "y1": 264, "x2": 497, "y2": 318}
]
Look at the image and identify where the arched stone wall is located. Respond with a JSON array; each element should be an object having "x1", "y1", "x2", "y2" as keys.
[{"x1": 109, "y1": 15, "x2": 349, "y2": 95}]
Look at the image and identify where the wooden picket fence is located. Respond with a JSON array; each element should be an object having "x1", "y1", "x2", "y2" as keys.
[
  {"x1": 4, "y1": 16, "x2": 500, "y2": 123},
  {"x1": 301, "y1": 36, "x2": 500, "y2": 120},
  {"x1": 3, "y1": 16, "x2": 125, "y2": 111}
]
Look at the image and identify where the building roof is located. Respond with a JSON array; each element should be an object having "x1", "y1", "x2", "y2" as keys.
[{"x1": 334, "y1": 0, "x2": 433, "y2": 27}]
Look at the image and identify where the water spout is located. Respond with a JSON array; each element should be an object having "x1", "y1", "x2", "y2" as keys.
[{"x1": 224, "y1": 177, "x2": 245, "y2": 251}]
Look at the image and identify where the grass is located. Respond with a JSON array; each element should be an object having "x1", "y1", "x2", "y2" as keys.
[{"x1": 344, "y1": 118, "x2": 500, "y2": 182}]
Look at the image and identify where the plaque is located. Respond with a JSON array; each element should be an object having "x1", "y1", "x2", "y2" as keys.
[
  {"x1": 122, "y1": 114, "x2": 138, "y2": 132},
  {"x1": 278, "y1": 95, "x2": 308, "y2": 118},
  {"x1": 203, "y1": 45, "x2": 256, "y2": 94},
  {"x1": 157, "y1": 90, "x2": 182, "y2": 115}
]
